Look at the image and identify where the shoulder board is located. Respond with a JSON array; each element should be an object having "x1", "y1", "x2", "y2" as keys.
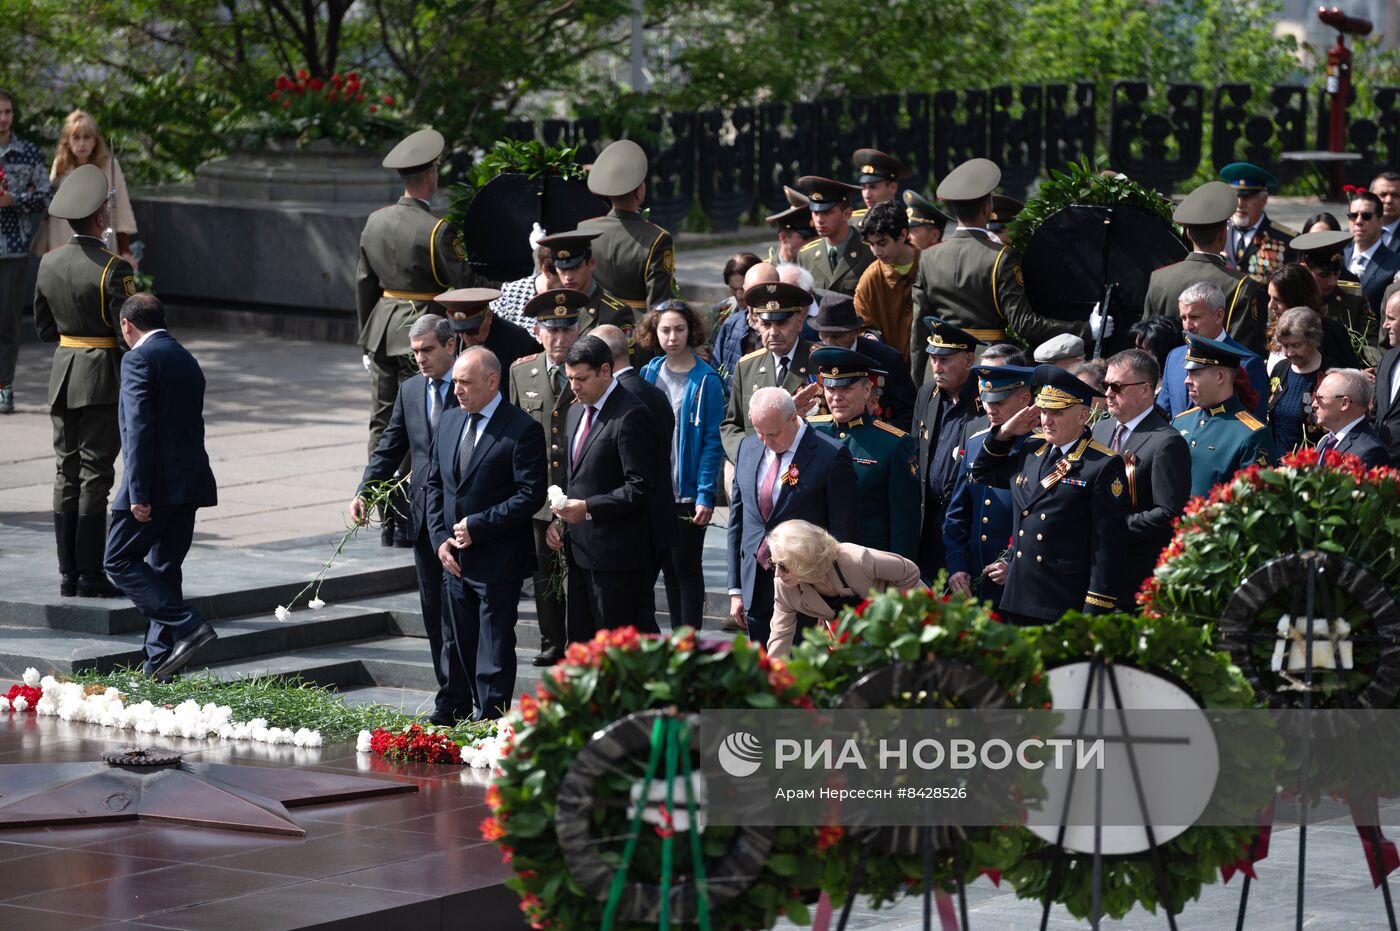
[
  {"x1": 1235, "y1": 410, "x2": 1266, "y2": 431},
  {"x1": 1175, "y1": 406, "x2": 1201, "y2": 419},
  {"x1": 852, "y1": 207, "x2": 869, "y2": 219},
  {"x1": 1337, "y1": 279, "x2": 1362, "y2": 290},
  {"x1": 1272, "y1": 221, "x2": 1297, "y2": 238},
  {"x1": 807, "y1": 414, "x2": 834, "y2": 423},
  {"x1": 601, "y1": 293, "x2": 629, "y2": 311},
  {"x1": 513, "y1": 353, "x2": 539, "y2": 366},
  {"x1": 1065, "y1": 438, "x2": 1092, "y2": 461},
  {"x1": 1087, "y1": 440, "x2": 1116, "y2": 456},
  {"x1": 872, "y1": 419, "x2": 908, "y2": 437},
  {"x1": 970, "y1": 425, "x2": 993, "y2": 438},
  {"x1": 800, "y1": 239, "x2": 823, "y2": 253},
  {"x1": 740, "y1": 347, "x2": 767, "y2": 362}
]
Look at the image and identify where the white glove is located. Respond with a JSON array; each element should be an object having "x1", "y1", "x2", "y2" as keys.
[
  {"x1": 1089, "y1": 302, "x2": 1115, "y2": 341},
  {"x1": 529, "y1": 222, "x2": 548, "y2": 253},
  {"x1": 362, "y1": 353, "x2": 372, "y2": 373}
]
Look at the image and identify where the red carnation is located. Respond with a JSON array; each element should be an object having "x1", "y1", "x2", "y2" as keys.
[
  {"x1": 382, "y1": 94, "x2": 395, "y2": 106},
  {"x1": 308, "y1": 77, "x2": 324, "y2": 90},
  {"x1": 368, "y1": 104, "x2": 378, "y2": 113},
  {"x1": 347, "y1": 70, "x2": 359, "y2": 82},
  {"x1": 297, "y1": 68, "x2": 309, "y2": 80},
  {"x1": 480, "y1": 815, "x2": 506, "y2": 841}
]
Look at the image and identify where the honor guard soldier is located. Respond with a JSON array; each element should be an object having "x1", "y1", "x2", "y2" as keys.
[
  {"x1": 357, "y1": 129, "x2": 486, "y2": 455},
  {"x1": 32, "y1": 164, "x2": 131, "y2": 598},
  {"x1": 581, "y1": 139, "x2": 675, "y2": 312},
  {"x1": 1221, "y1": 162, "x2": 1295, "y2": 283},
  {"x1": 721, "y1": 281, "x2": 820, "y2": 462},
  {"x1": 536, "y1": 230, "x2": 636, "y2": 346},
  {"x1": 972, "y1": 364, "x2": 1130, "y2": 624},
  {"x1": 943, "y1": 364, "x2": 1037, "y2": 607},
  {"x1": 911, "y1": 158, "x2": 1092, "y2": 385},
  {"x1": 987, "y1": 194, "x2": 1024, "y2": 242},
  {"x1": 851, "y1": 147, "x2": 913, "y2": 221},
  {"x1": 510, "y1": 288, "x2": 586, "y2": 667},
  {"x1": 765, "y1": 186, "x2": 817, "y2": 265},
  {"x1": 1292, "y1": 230, "x2": 1377, "y2": 362},
  {"x1": 795, "y1": 175, "x2": 876, "y2": 296},
  {"x1": 436, "y1": 287, "x2": 540, "y2": 379},
  {"x1": 1143, "y1": 180, "x2": 1264, "y2": 354},
  {"x1": 1172, "y1": 333, "x2": 1278, "y2": 497},
  {"x1": 807, "y1": 346, "x2": 921, "y2": 560},
  {"x1": 902, "y1": 190, "x2": 951, "y2": 251}
]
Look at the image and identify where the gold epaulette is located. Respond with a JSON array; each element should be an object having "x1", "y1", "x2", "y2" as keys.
[
  {"x1": 1235, "y1": 410, "x2": 1266, "y2": 431},
  {"x1": 1337, "y1": 279, "x2": 1362, "y2": 290},
  {"x1": 740, "y1": 347, "x2": 767, "y2": 363},
  {"x1": 1087, "y1": 440, "x2": 1117, "y2": 456},
  {"x1": 807, "y1": 414, "x2": 834, "y2": 423},
  {"x1": 1176, "y1": 406, "x2": 1201, "y2": 418},
  {"x1": 513, "y1": 353, "x2": 539, "y2": 366},
  {"x1": 970, "y1": 425, "x2": 992, "y2": 438},
  {"x1": 800, "y1": 238, "x2": 824, "y2": 253},
  {"x1": 1085, "y1": 592, "x2": 1117, "y2": 609},
  {"x1": 872, "y1": 419, "x2": 908, "y2": 437},
  {"x1": 1066, "y1": 438, "x2": 1091, "y2": 461},
  {"x1": 1273, "y1": 221, "x2": 1297, "y2": 238}
]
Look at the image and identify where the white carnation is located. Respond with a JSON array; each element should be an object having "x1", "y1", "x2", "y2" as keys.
[
  {"x1": 547, "y1": 484, "x2": 568, "y2": 509},
  {"x1": 0, "y1": 696, "x2": 10, "y2": 712},
  {"x1": 13, "y1": 696, "x2": 29, "y2": 712},
  {"x1": 308, "y1": 598, "x2": 326, "y2": 610},
  {"x1": 356, "y1": 730, "x2": 374, "y2": 752},
  {"x1": 21, "y1": 668, "x2": 40, "y2": 687},
  {"x1": 274, "y1": 605, "x2": 291, "y2": 622}
]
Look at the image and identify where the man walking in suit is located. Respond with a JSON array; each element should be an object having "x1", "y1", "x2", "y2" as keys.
[
  {"x1": 727, "y1": 387, "x2": 857, "y2": 648},
  {"x1": 1376, "y1": 293, "x2": 1400, "y2": 461},
  {"x1": 546, "y1": 335, "x2": 658, "y2": 640},
  {"x1": 427, "y1": 347, "x2": 545, "y2": 720},
  {"x1": 349, "y1": 313, "x2": 467, "y2": 723},
  {"x1": 1092, "y1": 349, "x2": 1191, "y2": 597},
  {"x1": 1314, "y1": 368, "x2": 1391, "y2": 467},
  {"x1": 104, "y1": 294, "x2": 219, "y2": 679}
]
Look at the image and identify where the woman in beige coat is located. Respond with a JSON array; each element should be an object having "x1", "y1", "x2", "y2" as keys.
[
  {"x1": 44, "y1": 110, "x2": 137, "y2": 265},
  {"x1": 766, "y1": 519, "x2": 923, "y2": 658}
]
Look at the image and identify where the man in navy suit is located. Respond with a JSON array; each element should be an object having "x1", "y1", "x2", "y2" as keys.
[
  {"x1": 546, "y1": 335, "x2": 659, "y2": 640},
  {"x1": 727, "y1": 387, "x2": 857, "y2": 648},
  {"x1": 350, "y1": 313, "x2": 467, "y2": 724},
  {"x1": 427, "y1": 347, "x2": 546, "y2": 720},
  {"x1": 104, "y1": 295, "x2": 219, "y2": 679},
  {"x1": 1314, "y1": 368, "x2": 1391, "y2": 467},
  {"x1": 1343, "y1": 190, "x2": 1400, "y2": 323},
  {"x1": 1377, "y1": 294, "x2": 1400, "y2": 461}
]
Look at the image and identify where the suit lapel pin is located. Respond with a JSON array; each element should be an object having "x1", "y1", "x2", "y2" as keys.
[{"x1": 530, "y1": 368, "x2": 539, "y2": 376}]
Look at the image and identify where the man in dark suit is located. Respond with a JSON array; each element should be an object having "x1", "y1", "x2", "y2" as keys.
[
  {"x1": 104, "y1": 294, "x2": 219, "y2": 679},
  {"x1": 349, "y1": 313, "x2": 467, "y2": 723},
  {"x1": 1314, "y1": 368, "x2": 1391, "y2": 467},
  {"x1": 1377, "y1": 293, "x2": 1400, "y2": 460},
  {"x1": 727, "y1": 387, "x2": 857, "y2": 648},
  {"x1": 427, "y1": 347, "x2": 546, "y2": 720},
  {"x1": 1092, "y1": 349, "x2": 1192, "y2": 598},
  {"x1": 547, "y1": 335, "x2": 658, "y2": 640},
  {"x1": 1343, "y1": 190, "x2": 1400, "y2": 321}
]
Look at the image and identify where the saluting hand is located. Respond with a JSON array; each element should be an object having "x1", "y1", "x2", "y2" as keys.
[
  {"x1": 997, "y1": 405, "x2": 1039, "y2": 440},
  {"x1": 792, "y1": 381, "x2": 821, "y2": 413}
]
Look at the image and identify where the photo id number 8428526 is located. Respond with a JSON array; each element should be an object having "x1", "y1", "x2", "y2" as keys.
[{"x1": 900, "y1": 786, "x2": 968, "y2": 800}]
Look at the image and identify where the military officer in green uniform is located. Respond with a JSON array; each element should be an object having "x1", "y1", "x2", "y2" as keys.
[
  {"x1": 902, "y1": 190, "x2": 951, "y2": 251},
  {"x1": 1172, "y1": 333, "x2": 1278, "y2": 497},
  {"x1": 911, "y1": 158, "x2": 1092, "y2": 385},
  {"x1": 795, "y1": 175, "x2": 875, "y2": 296},
  {"x1": 764, "y1": 186, "x2": 816, "y2": 265},
  {"x1": 806, "y1": 346, "x2": 921, "y2": 560},
  {"x1": 32, "y1": 164, "x2": 132, "y2": 597},
  {"x1": 536, "y1": 230, "x2": 637, "y2": 347},
  {"x1": 720, "y1": 281, "x2": 822, "y2": 462},
  {"x1": 510, "y1": 289, "x2": 586, "y2": 667},
  {"x1": 851, "y1": 148, "x2": 912, "y2": 223},
  {"x1": 1143, "y1": 180, "x2": 1265, "y2": 355},
  {"x1": 1221, "y1": 162, "x2": 1296, "y2": 284},
  {"x1": 357, "y1": 128, "x2": 487, "y2": 456},
  {"x1": 1292, "y1": 230, "x2": 1378, "y2": 363},
  {"x1": 581, "y1": 139, "x2": 675, "y2": 312}
]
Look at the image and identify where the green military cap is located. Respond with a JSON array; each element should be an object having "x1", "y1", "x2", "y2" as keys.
[
  {"x1": 1291, "y1": 230, "x2": 1351, "y2": 273},
  {"x1": 923, "y1": 316, "x2": 983, "y2": 355},
  {"x1": 811, "y1": 346, "x2": 884, "y2": 387},
  {"x1": 1033, "y1": 363, "x2": 1101, "y2": 409},
  {"x1": 524, "y1": 288, "x2": 587, "y2": 328},
  {"x1": 1181, "y1": 332, "x2": 1249, "y2": 371},
  {"x1": 745, "y1": 281, "x2": 810, "y2": 320},
  {"x1": 935, "y1": 158, "x2": 1000, "y2": 202},
  {"x1": 903, "y1": 190, "x2": 952, "y2": 228},
  {"x1": 1033, "y1": 333, "x2": 1086, "y2": 363},
  {"x1": 436, "y1": 287, "x2": 502, "y2": 332},
  {"x1": 1172, "y1": 181, "x2": 1236, "y2": 224},
  {"x1": 48, "y1": 164, "x2": 109, "y2": 220},
  {"x1": 382, "y1": 128, "x2": 444, "y2": 173},
  {"x1": 796, "y1": 175, "x2": 860, "y2": 213},
  {"x1": 1220, "y1": 161, "x2": 1279, "y2": 193},
  {"x1": 537, "y1": 229, "x2": 603, "y2": 269},
  {"x1": 852, "y1": 148, "x2": 912, "y2": 184},
  {"x1": 989, "y1": 194, "x2": 1024, "y2": 232},
  {"x1": 587, "y1": 139, "x2": 648, "y2": 197},
  {"x1": 972, "y1": 363, "x2": 1035, "y2": 402}
]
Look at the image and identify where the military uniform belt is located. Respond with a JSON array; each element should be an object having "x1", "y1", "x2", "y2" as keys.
[
  {"x1": 59, "y1": 335, "x2": 119, "y2": 349},
  {"x1": 382, "y1": 289, "x2": 439, "y2": 301},
  {"x1": 965, "y1": 328, "x2": 1007, "y2": 341},
  {"x1": 618, "y1": 298, "x2": 648, "y2": 310}
]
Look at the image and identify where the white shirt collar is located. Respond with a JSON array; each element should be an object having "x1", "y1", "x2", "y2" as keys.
[
  {"x1": 1334, "y1": 414, "x2": 1367, "y2": 441},
  {"x1": 132, "y1": 328, "x2": 166, "y2": 350},
  {"x1": 612, "y1": 365, "x2": 634, "y2": 378},
  {"x1": 586, "y1": 376, "x2": 619, "y2": 413},
  {"x1": 762, "y1": 421, "x2": 807, "y2": 468},
  {"x1": 1354, "y1": 237, "x2": 1383, "y2": 264},
  {"x1": 473, "y1": 391, "x2": 503, "y2": 422}
]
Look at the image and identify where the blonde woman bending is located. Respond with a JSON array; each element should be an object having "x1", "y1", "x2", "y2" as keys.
[
  {"x1": 45, "y1": 110, "x2": 137, "y2": 265},
  {"x1": 766, "y1": 519, "x2": 922, "y2": 658}
]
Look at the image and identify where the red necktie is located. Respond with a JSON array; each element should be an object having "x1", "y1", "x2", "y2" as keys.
[
  {"x1": 573, "y1": 405, "x2": 596, "y2": 467},
  {"x1": 755, "y1": 451, "x2": 784, "y2": 569}
]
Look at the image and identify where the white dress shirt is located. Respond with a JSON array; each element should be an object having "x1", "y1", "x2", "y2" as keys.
[
  {"x1": 571, "y1": 377, "x2": 619, "y2": 462},
  {"x1": 131, "y1": 328, "x2": 167, "y2": 350}
]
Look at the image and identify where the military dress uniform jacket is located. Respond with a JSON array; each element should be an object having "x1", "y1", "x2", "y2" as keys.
[
  {"x1": 1143, "y1": 252, "x2": 1264, "y2": 355},
  {"x1": 577, "y1": 281, "x2": 637, "y2": 344},
  {"x1": 1327, "y1": 278, "x2": 1380, "y2": 363},
  {"x1": 580, "y1": 208, "x2": 675, "y2": 312},
  {"x1": 509, "y1": 353, "x2": 573, "y2": 521},
  {"x1": 720, "y1": 340, "x2": 816, "y2": 463},
  {"x1": 355, "y1": 197, "x2": 479, "y2": 356},
  {"x1": 810, "y1": 415, "x2": 921, "y2": 560},
  {"x1": 797, "y1": 230, "x2": 876, "y2": 296},
  {"x1": 943, "y1": 425, "x2": 1025, "y2": 606},
  {"x1": 909, "y1": 229, "x2": 1088, "y2": 384},
  {"x1": 972, "y1": 431, "x2": 1130, "y2": 621},
  {"x1": 33, "y1": 235, "x2": 133, "y2": 409},
  {"x1": 1172, "y1": 395, "x2": 1278, "y2": 498},
  {"x1": 1228, "y1": 215, "x2": 1295, "y2": 283}
]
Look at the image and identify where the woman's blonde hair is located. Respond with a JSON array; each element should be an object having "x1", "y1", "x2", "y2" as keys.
[
  {"x1": 767, "y1": 520, "x2": 841, "y2": 583},
  {"x1": 52, "y1": 109, "x2": 110, "y2": 179}
]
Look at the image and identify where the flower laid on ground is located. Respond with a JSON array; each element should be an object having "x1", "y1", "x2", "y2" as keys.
[{"x1": 364, "y1": 723, "x2": 461, "y2": 764}]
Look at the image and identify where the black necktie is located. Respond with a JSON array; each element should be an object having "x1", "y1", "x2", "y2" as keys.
[
  {"x1": 429, "y1": 379, "x2": 444, "y2": 431},
  {"x1": 776, "y1": 356, "x2": 790, "y2": 384},
  {"x1": 456, "y1": 412, "x2": 480, "y2": 480},
  {"x1": 1041, "y1": 445, "x2": 1063, "y2": 481}
]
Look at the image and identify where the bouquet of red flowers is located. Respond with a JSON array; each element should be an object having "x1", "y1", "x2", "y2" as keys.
[{"x1": 366, "y1": 723, "x2": 462, "y2": 764}]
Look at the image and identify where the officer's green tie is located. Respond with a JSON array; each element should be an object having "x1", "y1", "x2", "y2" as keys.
[
  {"x1": 828, "y1": 245, "x2": 839, "y2": 270},
  {"x1": 549, "y1": 364, "x2": 564, "y2": 397}
]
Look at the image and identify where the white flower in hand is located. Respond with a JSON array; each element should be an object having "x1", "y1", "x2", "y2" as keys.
[
  {"x1": 547, "y1": 484, "x2": 568, "y2": 510},
  {"x1": 308, "y1": 598, "x2": 326, "y2": 610},
  {"x1": 275, "y1": 605, "x2": 291, "y2": 622},
  {"x1": 22, "y1": 667, "x2": 40, "y2": 687}
]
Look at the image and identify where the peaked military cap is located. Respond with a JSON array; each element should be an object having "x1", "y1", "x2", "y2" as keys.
[
  {"x1": 936, "y1": 158, "x2": 1001, "y2": 202},
  {"x1": 587, "y1": 139, "x2": 648, "y2": 197},
  {"x1": 972, "y1": 364, "x2": 1036, "y2": 402},
  {"x1": 1033, "y1": 363, "x2": 1102, "y2": 409},
  {"x1": 524, "y1": 288, "x2": 587, "y2": 328},
  {"x1": 814, "y1": 293, "x2": 861, "y2": 331},
  {"x1": 852, "y1": 148, "x2": 912, "y2": 184},
  {"x1": 784, "y1": 185, "x2": 810, "y2": 208},
  {"x1": 48, "y1": 164, "x2": 109, "y2": 220},
  {"x1": 796, "y1": 175, "x2": 860, "y2": 213},
  {"x1": 989, "y1": 194, "x2": 1024, "y2": 231},
  {"x1": 903, "y1": 190, "x2": 952, "y2": 228},
  {"x1": 923, "y1": 316, "x2": 983, "y2": 355},
  {"x1": 1033, "y1": 333, "x2": 1086, "y2": 363},
  {"x1": 765, "y1": 190, "x2": 814, "y2": 232},
  {"x1": 382, "y1": 128, "x2": 444, "y2": 173},
  {"x1": 437, "y1": 287, "x2": 502, "y2": 332},
  {"x1": 1220, "y1": 161, "x2": 1279, "y2": 193},
  {"x1": 1291, "y1": 230, "x2": 1352, "y2": 273},
  {"x1": 537, "y1": 229, "x2": 603, "y2": 269},
  {"x1": 1173, "y1": 181, "x2": 1237, "y2": 225},
  {"x1": 811, "y1": 346, "x2": 883, "y2": 387},
  {"x1": 1181, "y1": 332, "x2": 1249, "y2": 370},
  {"x1": 745, "y1": 281, "x2": 810, "y2": 320}
]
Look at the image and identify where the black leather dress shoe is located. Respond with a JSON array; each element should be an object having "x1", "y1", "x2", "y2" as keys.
[
  {"x1": 531, "y1": 652, "x2": 562, "y2": 667},
  {"x1": 151, "y1": 623, "x2": 218, "y2": 679},
  {"x1": 77, "y1": 573, "x2": 124, "y2": 598}
]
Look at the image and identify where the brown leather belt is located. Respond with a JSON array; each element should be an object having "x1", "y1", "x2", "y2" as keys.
[
  {"x1": 59, "y1": 335, "x2": 119, "y2": 349},
  {"x1": 382, "y1": 289, "x2": 438, "y2": 300}
]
